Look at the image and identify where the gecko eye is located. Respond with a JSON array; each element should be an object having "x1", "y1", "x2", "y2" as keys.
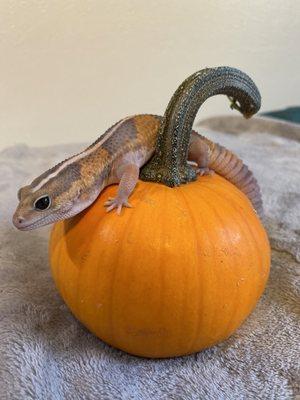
[{"x1": 34, "y1": 195, "x2": 51, "y2": 211}]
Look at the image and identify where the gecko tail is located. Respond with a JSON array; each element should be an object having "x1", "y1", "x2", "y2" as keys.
[{"x1": 208, "y1": 143, "x2": 263, "y2": 217}]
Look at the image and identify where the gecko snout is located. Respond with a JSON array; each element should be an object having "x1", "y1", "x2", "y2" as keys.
[{"x1": 12, "y1": 214, "x2": 25, "y2": 229}]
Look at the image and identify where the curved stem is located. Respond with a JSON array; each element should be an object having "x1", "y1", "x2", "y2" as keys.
[{"x1": 140, "y1": 66, "x2": 261, "y2": 186}]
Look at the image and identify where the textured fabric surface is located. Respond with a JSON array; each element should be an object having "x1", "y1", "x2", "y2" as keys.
[{"x1": 0, "y1": 116, "x2": 299, "y2": 400}]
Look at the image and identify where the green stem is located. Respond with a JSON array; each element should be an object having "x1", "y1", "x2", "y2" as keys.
[{"x1": 140, "y1": 66, "x2": 261, "y2": 186}]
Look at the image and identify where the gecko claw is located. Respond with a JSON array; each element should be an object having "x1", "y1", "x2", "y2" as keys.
[
  {"x1": 196, "y1": 167, "x2": 214, "y2": 176},
  {"x1": 104, "y1": 197, "x2": 132, "y2": 214}
]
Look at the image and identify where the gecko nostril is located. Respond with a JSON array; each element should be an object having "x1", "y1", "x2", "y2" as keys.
[{"x1": 18, "y1": 217, "x2": 25, "y2": 224}]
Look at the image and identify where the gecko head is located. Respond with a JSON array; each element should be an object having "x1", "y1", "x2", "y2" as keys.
[
  {"x1": 12, "y1": 183, "x2": 76, "y2": 231},
  {"x1": 12, "y1": 164, "x2": 94, "y2": 231}
]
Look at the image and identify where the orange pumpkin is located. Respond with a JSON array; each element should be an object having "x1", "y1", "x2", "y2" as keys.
[{"x1": 49, "y1": 174, "x2": 270, "y2": 358}]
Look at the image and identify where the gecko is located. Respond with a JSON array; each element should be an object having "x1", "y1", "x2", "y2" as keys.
[{"x1": 13, "y1": 67, "x2": 263, "y2": 231}]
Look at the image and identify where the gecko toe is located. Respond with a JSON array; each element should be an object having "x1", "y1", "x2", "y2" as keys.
[
  {"x1": 197, "y1": 167, "x2": 214, "y2": 176},
  {"x1": 104, "y1": 197, "x2": 114, "y2": 205},
  {"x1": 106, "y1": 203, "x2": 116, "y2": 212},
  {"x1": 104, "y1": 196, "x2": 132, "y2": 214},
  {"x1": 117, "y1": 204, "x2": 122, "y2": 215}
]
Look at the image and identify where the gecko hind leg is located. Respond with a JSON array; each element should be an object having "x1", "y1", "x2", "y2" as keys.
[{"x1": 188, "y1": 134, "x2": 214, "y2": 177}]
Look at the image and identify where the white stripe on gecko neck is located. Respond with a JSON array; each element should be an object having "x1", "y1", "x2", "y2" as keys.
[{"x1": 31, "y1": 116, "x2": 132, "y2": 192}]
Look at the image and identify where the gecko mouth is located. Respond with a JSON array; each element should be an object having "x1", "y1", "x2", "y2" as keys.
[
  {"x1": 14, "y1": 206, "x2": 77, "y2": 231},
  {"x1": 15, "y1": 215, "x2": 52, "y2": 231}
]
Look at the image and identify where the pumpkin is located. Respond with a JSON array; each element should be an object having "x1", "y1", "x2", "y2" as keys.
[
  {"x1": 49, "y1": 174, "x2": 270, "y2": 358},
  {"x1": 50, "y1": 67, "x2": 270, "y2": 358}
]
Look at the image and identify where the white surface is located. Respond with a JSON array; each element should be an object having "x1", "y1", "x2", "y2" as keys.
[{"x1": 1, "y1": 0, "x2": 300, "y2": 149}]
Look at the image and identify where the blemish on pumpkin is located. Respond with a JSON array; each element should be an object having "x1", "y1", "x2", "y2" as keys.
[
  {"x1": 236, "y1": 278, "x2": 246, "y2": 287},
  {"x1": 80, "y1": 251, "x2": 90, "y2": 265},
  {"x1": 200, "y1": 249, "x2": 213, "y2": 257},
  {"x1": 141, "y1": 197, "x2": 156, "y2": 206},
  {"x1": 220, "y1": 248, "x2": 229, "y2": 256},
  {"x1": 175, "y1": 206, "x2": 189, "y2": 218},
  {"x1": 98, "y1": 225, "x2": 120, "y2": 243},
  {"x1": 126, "y1": 231, "x2": 135, "y2": 244}
]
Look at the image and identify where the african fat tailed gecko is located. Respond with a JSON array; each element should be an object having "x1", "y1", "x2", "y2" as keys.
[{"x1": 13, "y1": 67, "x2": 262, "y2": 231}]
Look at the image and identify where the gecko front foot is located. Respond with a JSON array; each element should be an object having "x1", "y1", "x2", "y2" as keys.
[
  {"x1": 104, "y1": 196, "x2": 132, "y2": 215},
  {"x1": 196, "y1": 167, "x2": 214, "y2": 176}
]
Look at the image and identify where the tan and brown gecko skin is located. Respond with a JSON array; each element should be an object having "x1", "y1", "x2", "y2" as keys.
[{"x1": 13, "y1": 67, "x2": 262, "y2": 230}]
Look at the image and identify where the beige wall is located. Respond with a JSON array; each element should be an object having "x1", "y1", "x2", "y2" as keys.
[{"x1": 1, "y1": 0, "x2": 299, "y2": 150}]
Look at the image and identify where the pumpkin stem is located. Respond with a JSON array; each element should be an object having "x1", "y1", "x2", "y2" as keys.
[{"x1": 140, "y1": 66, "x2": 261, "y2": 186}]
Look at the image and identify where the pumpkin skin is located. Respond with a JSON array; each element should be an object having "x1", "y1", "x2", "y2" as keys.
[{"x1": 49, "y1": 174, "x2": 270, "y2": 358}]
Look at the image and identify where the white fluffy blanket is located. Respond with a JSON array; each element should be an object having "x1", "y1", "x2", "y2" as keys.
[{"x1": 0, "y1": 116, "x2": 299, "y2": 399}]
